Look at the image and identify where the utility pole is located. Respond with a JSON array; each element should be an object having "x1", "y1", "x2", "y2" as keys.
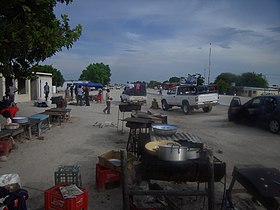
[{"x1": 208, "y1": 43, "x2": 212, "y2": 85}]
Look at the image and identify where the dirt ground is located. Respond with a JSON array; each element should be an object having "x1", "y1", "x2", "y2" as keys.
[{"x1": 0, "y1": 89, "x2": 279, "y2": 210}]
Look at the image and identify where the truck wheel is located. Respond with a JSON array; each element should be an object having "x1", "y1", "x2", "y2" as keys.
[
  {"x1": 182, "y1": 101, "x2": 190, "y2": 115},
  {"x1": 203, "y1": 106, "x2": 212, "y2": 113},
  {"x1": 161, "y1": 100, "x2": 169, "y2": 111}
]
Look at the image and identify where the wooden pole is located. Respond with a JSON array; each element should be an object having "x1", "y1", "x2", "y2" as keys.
[
  {"x1": 121, "y1": 150, "x2": 130, "y2": 210},
  {"x1": 207, "y1": 149, "x2": 215, "y2": 210}
]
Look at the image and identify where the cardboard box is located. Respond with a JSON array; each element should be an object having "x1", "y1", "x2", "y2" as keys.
[{"x1": 98, "y1": 150, "x2": 137, "y2": 173}]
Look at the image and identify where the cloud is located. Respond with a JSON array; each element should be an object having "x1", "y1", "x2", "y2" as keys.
[{"x1": 46, "y1": 0, "x2": 280, "y2": 85}]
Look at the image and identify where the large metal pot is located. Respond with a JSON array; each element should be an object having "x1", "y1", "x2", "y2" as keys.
[{"x1": 158, "y1": 144, "x2": 200, "y2": 161}]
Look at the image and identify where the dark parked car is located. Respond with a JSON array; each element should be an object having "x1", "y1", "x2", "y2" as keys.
[{"x1": 228, "y1": 95, "x2": 280, "y2": 133}]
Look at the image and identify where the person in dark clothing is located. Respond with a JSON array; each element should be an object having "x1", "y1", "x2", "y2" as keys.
[
  {"x1": 83, "y1": 84, "x2": 90, "y2": 106},
  {"x1": 70, "y1": 86, "x2": 74, "y2": 99},
  {"x1": 44, "y1": 82, "x2": 50, "y2": 101},
  {"x1": 0, "y1": 187, "x2": 28, "y2": 210}
]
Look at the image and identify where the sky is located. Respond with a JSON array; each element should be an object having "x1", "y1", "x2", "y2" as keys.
[{"x1": 43, "y1": 0, "x2": 280, "y2": 85}]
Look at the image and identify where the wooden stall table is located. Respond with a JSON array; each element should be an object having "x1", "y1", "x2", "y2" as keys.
[
  {"x1": 28, "y1": 114, "x2": 50, "y2": 137},
  {"x1": 0, "y1": 127, "x2": 24, "y2": 140},
  {"x1": 44, "y1": 108, "x2": 71, "y2": 124},
  {"x1": 19, "y1": 121, "x2": 39, "y2": 140},
  {"x1": 226, "y1": 165, "x2": 280, "y2": 210}
]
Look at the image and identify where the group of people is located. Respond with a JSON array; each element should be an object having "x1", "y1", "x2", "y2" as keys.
[{"x1": 65, "y1": 85, "x2": 111, "y2": 114}]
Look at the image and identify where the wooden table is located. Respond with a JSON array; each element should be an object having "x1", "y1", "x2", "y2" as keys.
[
  {"x1": 28, "y1": 114, "x2": 50, "y2": 136},
  {"x1": 44, "y1": 108, "x2": 71, "y2": 124},
  {"x1": 0, "y1": 127, "x2": 24, "y2": 139},
  {"x1": 226, "y1": 165, "x2": 280, "y2": 210}
]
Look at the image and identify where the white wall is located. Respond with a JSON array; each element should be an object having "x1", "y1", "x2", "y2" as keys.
[{"x1": 16, "y1": 79, "x2": 31, "y2": 102}]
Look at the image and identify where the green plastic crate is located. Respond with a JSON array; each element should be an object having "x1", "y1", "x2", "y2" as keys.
[{"x1": 54, "y1": 165, "x2": 82, "y2": 187}]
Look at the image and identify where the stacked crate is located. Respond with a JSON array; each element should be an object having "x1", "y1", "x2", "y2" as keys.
[
  {"x1": 44, "y1": 183, "x2": 88, "y2": 210},
  {"x1": 54, "y1": 165, "x2": 82, "y2": 187}
]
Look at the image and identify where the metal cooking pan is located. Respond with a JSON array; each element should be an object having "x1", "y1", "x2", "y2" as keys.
[{"x1": 158, "y1": 144, "x2": 200, "y2": 161}]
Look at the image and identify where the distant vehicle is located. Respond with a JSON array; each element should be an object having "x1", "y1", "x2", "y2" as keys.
[
  {"x1": 228, "y1": 95, "x2": 280, "y2": 133},
  {"x1": 161, "y1": 85, "x2": 219, "y2": 114},
  {"x1": 120, "y1": 82, "x2": 147, "y2": 104}
]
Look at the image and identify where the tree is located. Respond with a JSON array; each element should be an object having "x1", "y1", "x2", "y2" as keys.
[
  {"x1": 79, "y1": 63, "x2": 111, "y2": 84},
  {"x1": 216, "y1": 79, "x2": 230, "y2": 93},
  {"x1": 214, "y1": 72, "x2": 240, "y2": 86},
  {"x1": 169, "y1": 76, "x2": 180, "y2": 83},
  {"x1": 32, "y1": 64, "x2": 64, "y2": 87},
  {"x1": 239, "y1": 72, "x2": 268, "y2": 88},
  {"x1": 0, "y1": 0, "x2": 82, "y2": 79}
]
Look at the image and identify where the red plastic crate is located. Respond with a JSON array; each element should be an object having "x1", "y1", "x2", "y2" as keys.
[
  {"x1": 44, "y1": 183, "x2": 88, "y2": 210},
  {"x1": 96, "y1": 163, "x2": 121, "y2": 190},
  {"x1": 0, "y1": 137, "x2": 13, "y2": 156}
]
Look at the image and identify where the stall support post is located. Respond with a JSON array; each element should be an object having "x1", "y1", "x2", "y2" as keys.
[
  {"x1": 207, "y1": 149, "x2": 215, "y2": 210},
  {"x1": 121, "y1": 150, "x2": 130, "y2": 210}
]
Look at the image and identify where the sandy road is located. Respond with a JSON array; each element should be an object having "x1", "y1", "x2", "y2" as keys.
[{"x1": 0, "y1": 89, "x2": 279, "y2": 209}]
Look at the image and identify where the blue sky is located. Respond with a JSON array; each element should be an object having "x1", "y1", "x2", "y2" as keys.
[{"x1": 43, "y1": 0, "x2": 280, "y2": 85}]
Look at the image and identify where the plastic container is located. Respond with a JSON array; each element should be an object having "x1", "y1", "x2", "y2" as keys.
[
  {"x1": 96, "y1": 163, "x2": 121, "y2": 190},
  {"x1": 54, "y1": 165, "x2": 82, "y2": 187},
  {"x1": 44, "y1": 183, "x2": 88, "y2": 210}
]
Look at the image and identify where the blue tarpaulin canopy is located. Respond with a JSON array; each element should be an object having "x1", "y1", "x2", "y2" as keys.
[{"x1": 73, "y1": 82, "x2": 103, "y2": 88}]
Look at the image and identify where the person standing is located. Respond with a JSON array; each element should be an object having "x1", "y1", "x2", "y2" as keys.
[
  {"x1": 97, "y1": 89, "x2": 102, "y2": 103},
  {"x1": 44, "y1": 82, "x2": 50, "y2": 101},
  {"x1": 77, "y1": 85, "x2": 83, "y2": 106},
  {"x1": 103, "y1": 89, "x2": 111, "y2": 114},
  {"x1": 70, "y1": 86, "x2": 74, "y2": 99},
  {"x1": 84, "y1": 84, "x2": 90, "y2": 106},
  {"x1": 8, "y1": 82, "x2": 17, "y2": 103}
]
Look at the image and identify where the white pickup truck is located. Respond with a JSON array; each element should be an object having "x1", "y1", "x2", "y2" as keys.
[{"x1": 161, "y1": 85, "x2": 219, "y2": 114}]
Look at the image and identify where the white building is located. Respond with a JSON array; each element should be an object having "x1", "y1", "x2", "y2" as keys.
[
  {"x1": 31, "y1": 72, "x2": 52, "y2": 101},
  {"x1": 0, "y1": 72, "x2": 52, "y2": 103}
]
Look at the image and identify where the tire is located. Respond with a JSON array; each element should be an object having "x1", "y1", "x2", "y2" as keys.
[
  {"x1": 268, "y1": 119, "x2": 280, "y2": 133},
  {"x1": 182, "y1": 101, "x2": 190, "y2": 115},
  {"x1": 203, "y1": 106, "x2": 212, "y2": 113},
  {"x1": 161, "y1": 100, "x2": 169, "y2": 111}
]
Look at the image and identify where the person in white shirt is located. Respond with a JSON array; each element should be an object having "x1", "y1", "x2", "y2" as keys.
[
  {"x1": 103, "y1": 89, "x2": 112, "y2": 114},
  {"x1": 77, "y1": 85, "x2": 84, "y2": 106}
]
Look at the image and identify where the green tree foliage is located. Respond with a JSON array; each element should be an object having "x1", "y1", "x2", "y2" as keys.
[
  {"x1": 32, "y1": 65, "x2": 64, "y2": 86},
  {"x1": 79, "y1": 63, "x2": 111, "y2": 84},
  {"x1": 214, "y1": 73, "x2": 240, "y2": 86},
  {"x1": 169, "y1": 76, "x2": 180, "y2": 83},
  {"x1": 147, "y1": 80, "x2": 162, "y2": 88},
  {"x1": 214, "y1": 72, "x2": 268, "y2": 91},
  {"x1": 216, "y1": 79, "x2": 230, "y2": 93},
  {"x1": 239, "y1": 72, "x2": 268, "y2": 88},
  {"x1": 0, "y1": 0, "x2": 82, "y2": 79}
]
